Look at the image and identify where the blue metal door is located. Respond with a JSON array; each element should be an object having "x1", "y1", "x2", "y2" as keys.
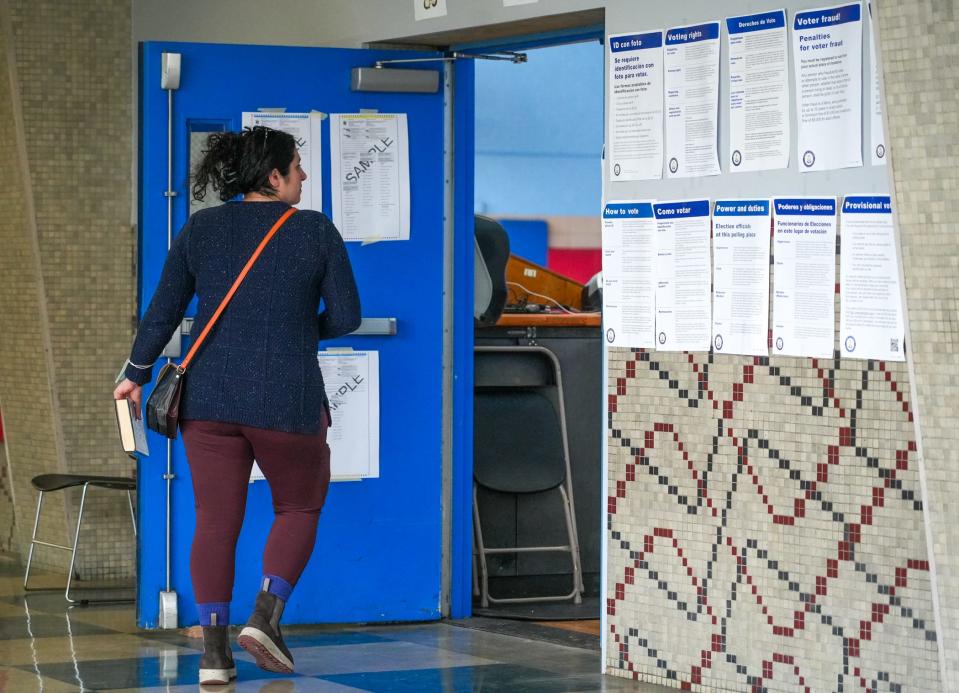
[{"x1": 138, "y1": 41, "x2": 467, "y2": 627}]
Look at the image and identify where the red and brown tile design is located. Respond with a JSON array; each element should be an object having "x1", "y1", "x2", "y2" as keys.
[{"x1": 605, "y1": 348, "x2": 939, "y2": 692}]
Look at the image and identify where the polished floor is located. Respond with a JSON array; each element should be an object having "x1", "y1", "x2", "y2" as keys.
[{"x1": 0, "y1": 557, "x2": 668, "y2": 692}]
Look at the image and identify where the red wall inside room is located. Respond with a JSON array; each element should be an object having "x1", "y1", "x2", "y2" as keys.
[{"x1": 547, "y1": 248, "x2": 601, "y2": 284}]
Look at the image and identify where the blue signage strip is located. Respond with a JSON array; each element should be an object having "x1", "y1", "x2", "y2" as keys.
[
  {"x1": 726, "y1": 10, "x2": 786, "y2": 35},
  {"x1": 774, "y1": 198, "x2": 837, "y2": 216},
  {"x1": 604, "y1": 202, "x2": 655, "y2": 219},
  {"x1": 654, "y1": 200, "x2": 711, "y2": 219},
  {"x1": 794, "y1": 3, "x2": 861, "y2": 30},
  {"x1": 609, "y1": 31, "x2": 663, "y2": 52},
  {"x1": 666, "y1": 22, "x2": 720, "y2": 45},
  {"x1": 714, "y1": 200, "x2": 771, "y2": 217},
  {"x1": 843, "y1": 195, "x2": 892, "y2": 213}
]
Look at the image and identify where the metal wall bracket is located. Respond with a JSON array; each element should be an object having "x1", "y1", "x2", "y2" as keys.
[{"x1": 351, "y1": 317, "x2": 397, "y2": 336}]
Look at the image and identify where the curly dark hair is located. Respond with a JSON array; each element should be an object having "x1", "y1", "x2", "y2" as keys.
[{"x1": 192, "y1": 126, "x2": 297, "y2": 202}]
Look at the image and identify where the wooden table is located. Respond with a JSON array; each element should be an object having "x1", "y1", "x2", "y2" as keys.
[{"x1": 495, "y1": 312, "x2": 602, "y2": 328}]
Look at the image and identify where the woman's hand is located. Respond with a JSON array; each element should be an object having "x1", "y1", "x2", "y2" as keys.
[{"x1": 113, "y1": 378, "x2": 143, "y2": 420}]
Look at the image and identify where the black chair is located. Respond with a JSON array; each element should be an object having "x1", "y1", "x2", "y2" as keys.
[
  {"x1": 24, "y1": 473, "x2": 136, "y2": 603},
  {"x1": 472, "y1": 346, "x2": 584, "y2": 607},
  {"x1": 474, "y1": 215, "x2": 510, "y2": 326}
]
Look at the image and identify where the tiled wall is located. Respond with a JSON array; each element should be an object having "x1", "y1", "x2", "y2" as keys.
[
  {"x1": 604, "y1": 3, "x2": 956, "y2": 691},
  {"x1": 605, "y1": 345, "x2": 940, "y2": 691},
  {"x1": 0, "y1": 0, "x2": 136, "y2": 579},
  {"x1": 877, "y1": 0, "x2": 959, "y2": 689},
  {"x1": 0, "y1": 0, "x2": 70, "y2": 572}
]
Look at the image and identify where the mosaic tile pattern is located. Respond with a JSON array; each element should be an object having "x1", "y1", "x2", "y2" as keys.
[
  {"x1": 0, "y1": 0, "x2": 71, "y2": 572},
  {"x1": 606, "y1": 347, "x2": 939, "y2": 691},
  {"x1": 876, "y1": 1, "x2": 959, "y2": 688},
  {"x1": 0, "y1": 0, "x2": 136, "y2": 578}
]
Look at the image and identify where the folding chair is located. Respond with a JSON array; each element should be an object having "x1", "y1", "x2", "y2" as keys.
[{"x1": 473, "y1": 346, "x2": 584, "y2": 606}]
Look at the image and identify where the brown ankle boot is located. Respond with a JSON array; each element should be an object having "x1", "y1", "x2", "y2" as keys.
[
  {"x1": 199, "y1": 625, "x2": 236, "y2": 685},
  {"x1": 238, "y1": 591, "x2": 294, "y2": 674}
]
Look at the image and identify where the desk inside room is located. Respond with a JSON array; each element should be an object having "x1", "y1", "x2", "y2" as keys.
[{"x1": 474, "y1": 252, "x2": 602, "y2": 598}]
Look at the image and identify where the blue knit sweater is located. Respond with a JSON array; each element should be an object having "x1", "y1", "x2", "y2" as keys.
[{"x1": 125, "y1": 201, "x2": 361, "y2": 434}]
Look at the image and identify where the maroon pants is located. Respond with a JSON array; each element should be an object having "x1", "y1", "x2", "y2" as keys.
[{"x1": 180, "y1": 414, "x2": 330, "y2": 603}]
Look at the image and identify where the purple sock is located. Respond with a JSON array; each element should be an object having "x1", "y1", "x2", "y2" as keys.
[
  {"x1": 198, "y1": 602, "x2": 230, "y2": 627},
  {"x1": 262, "y1": 574, "x2": 293, "y2": 602}
]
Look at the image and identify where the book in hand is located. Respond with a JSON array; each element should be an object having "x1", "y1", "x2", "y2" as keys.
[{"x1": 115, "y1": 398, "x2": 149, "y2": 455}]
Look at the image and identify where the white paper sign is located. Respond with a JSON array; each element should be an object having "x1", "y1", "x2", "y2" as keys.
[
  {"x1": 320, "y1": 350, "x2": 380, "y2": 479},
  {"x1": 602, "y1": 201, "x2": 657, "y2": 348},
  {"x1": 251, "y1": 351, "x2": 380, "y2": 482},
  {"x1": 607, "y1": 31, "x2": 664, "y2": 181},
  {"x1": 839, "y1": 196, "x2": 904, "y2": 360},
  {"x1": 414, "y1": 0, "x2": 447, "y2": 21},
  {"x1": 772, "y1": 198, "x2": 838, "y2": 357},
  {"x1": 792, "y1": 4, "x2": 863, "y2": 172},
  {"x1": 712, "y1": 200, "x2": 772, "y2": 356},
  {"x1": 664, "y1": 22, "x2": 721, "y2": 178},
  {"x1": 726, "y1": 10, "x2": 790, "y2": 172},
  {"x1": 867, "y1": 3, "x2": 886, "y2": 165},
  {"x1": 331, "y1": 114, "x2": 410, "y2": 242},
  {"x1": 242, "y1": 112, "x2": 324, "y2": 212},
  {"x1": 654, "y1": 200, "x2": 712, "y2": 351}
]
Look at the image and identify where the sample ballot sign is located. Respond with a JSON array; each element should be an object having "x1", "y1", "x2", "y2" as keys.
[
  {"x1": 712, "y1": 200, "x2": 772, "y2": 356},
  {"x1": 607, "y1": 30, "x2": 664, "y2": 181},
  {"x1": 726, "y1": 10, "x2": 790, "y2": 172},
  {"x1": 331, "y1": 113, "x2": 411, "y2": 242},
  {"x1": 664, "y1": 22, "x2": 721, "y2": 178},
  {"x1": 792, "y1": 4, "x2": 863, "y2": 172},
  {"x1": 602, "y1": 201, "x2": 656, "y2": 348},
  {"x1": 839, "y1": 196, "x2": 904, "y2": 361},
  {"x1": 772, "y1": 198, "x2": 838, "y2": 357},
  {"x1": 653, "y1": 200, "x2": 712, "y2": 352},
  {"x1": 319, "y1": 350, "x2": 380, "y2": 479}
]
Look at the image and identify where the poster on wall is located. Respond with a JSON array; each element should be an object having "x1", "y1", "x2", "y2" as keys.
[
  {"x1": 607, "y1": 30, "x2": 664, "y2": 181},
  {"x1": 242, "y1": 112, "x2": 324, "y2": 212},
  {"x1": 839, "y1": 196, "x2": 904, "y2": 360},
  {"x1": 868, "y1": 3, "x2": 887, "y2": 166},
  {"x1": 653, "y1": 200, "x2": 712, "y2": 352},
  {"x1": 792, "y1": 3, "x2": 863, "y2": 172},
  {"x1": 602, "y1": 201, "x2": 657, "y2": 348},
  {"x1": 726, "y1": 10, "x2": 790, "y2": 172},
  {"x1": 772, "y1": 197, "x2": 838, "y2": 358},
  {"x1": 330, "y1": 113, "x2": 411, "y2": 242},
  {"x1": 663, "y1": 22, "x2": 721, "y2": 178},
  {"x1": 712, "y1": 199, "x2": 772, "y2": 356}
]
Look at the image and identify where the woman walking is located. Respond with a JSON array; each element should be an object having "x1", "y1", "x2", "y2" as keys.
[{"x1": 113, "y1": 126, "x2": 360, "y2": 685}]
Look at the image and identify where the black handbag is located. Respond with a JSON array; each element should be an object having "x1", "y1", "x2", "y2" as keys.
[
  {"x1": 144, "y1": 207, "x2": 297, "y2": 438},
  {"x1": 145, "y1": 363, "x2": 185, "y2": 438}
]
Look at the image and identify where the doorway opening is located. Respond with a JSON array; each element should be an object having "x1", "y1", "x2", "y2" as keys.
[{"x1": 470, "y1": 34, "x2": 605, "y2": 634}]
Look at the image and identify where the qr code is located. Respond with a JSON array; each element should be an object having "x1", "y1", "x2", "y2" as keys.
[{"x1": 890, "y1": 338, "x2": 900, "y2": 352}]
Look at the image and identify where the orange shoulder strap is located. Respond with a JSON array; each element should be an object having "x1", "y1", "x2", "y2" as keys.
[{"x1": 179, "y1": 206, "x2": 297, "y2": 372}]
